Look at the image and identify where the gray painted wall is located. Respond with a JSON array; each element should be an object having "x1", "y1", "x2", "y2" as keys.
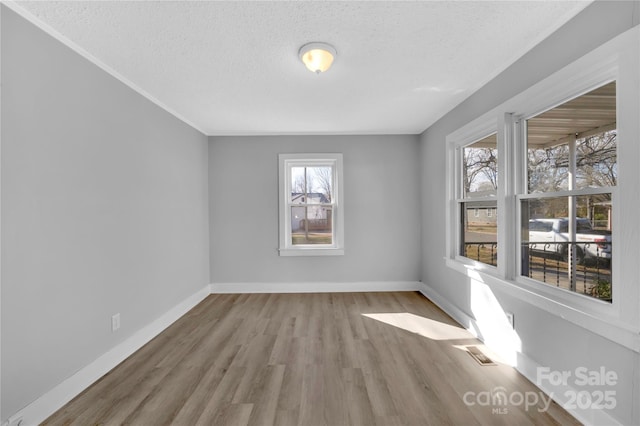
[
  {"x1": 419, "y1": 2, "x2": 639, "y2": 425},
  {"x1": 1, "y1": 6, "x2": 210, "y2": 418},
  {"x1": 209, "y1": 135, "x2": 421, "y2": 284}
]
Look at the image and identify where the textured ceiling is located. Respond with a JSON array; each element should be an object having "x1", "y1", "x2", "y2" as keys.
[{"x1": 7, "y1": 1, "x2": 591, "y2": 136}]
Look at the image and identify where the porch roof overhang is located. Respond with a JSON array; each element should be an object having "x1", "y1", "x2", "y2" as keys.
[{"x1": 527, "y1": 82, "x2": 616, "y2": 148}]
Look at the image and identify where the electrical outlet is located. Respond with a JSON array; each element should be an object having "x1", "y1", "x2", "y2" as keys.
[
  {"x1": 111, "y1": 313, "x2": 121, "y2": 332},
  {"x1": 505, "y1": 312, "x2": 514, "y2": 328}
]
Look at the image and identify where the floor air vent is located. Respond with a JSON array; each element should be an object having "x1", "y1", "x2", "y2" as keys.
[{"x1": 466, "y1": 345, "x2": 495, "y2": 366}]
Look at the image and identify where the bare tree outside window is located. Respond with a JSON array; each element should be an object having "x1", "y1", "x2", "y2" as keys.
[
  {"x1": 293, "y1": 174, "x2": 306, "y2": 195},
  {"x1": 576, "y1": 131, "x2": 617, "y2": 188},
  {"x1": 528, "y1": 145, "x2": 570, "y2": 193},
  {"x1": 463, "y1": 148, "x2": 498, "y2": 194},
  {"x1": 528, "y1": 131, "x2": 617, "y2": 193},
  {"x1": 312, "y1": 167, "x2": 333, "y2": 202}
]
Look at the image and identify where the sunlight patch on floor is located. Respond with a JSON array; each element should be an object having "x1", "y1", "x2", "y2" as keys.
[{"x1": 362, "y1": 312, "x2": 475, "y2": 341}]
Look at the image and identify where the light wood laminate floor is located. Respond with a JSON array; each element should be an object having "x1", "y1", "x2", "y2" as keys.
[{"x1": 43, "y1": 292, "x2": 578, "y2": 425}]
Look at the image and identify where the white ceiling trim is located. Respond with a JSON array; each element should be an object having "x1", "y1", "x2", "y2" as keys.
[{"x1": 2, "y1": 0, "x2": 208, "y2": 135}]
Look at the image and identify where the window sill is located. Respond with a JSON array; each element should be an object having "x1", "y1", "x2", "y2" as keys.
[
  {"x1": 279, "y1": 247, "x2": 344, "y2": 257},
  {"x1": 444, "y1": 257, "x2": 640, "y2": 353}
]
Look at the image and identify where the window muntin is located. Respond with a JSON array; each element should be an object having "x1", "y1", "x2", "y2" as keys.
[
  {"x1": 463, "y1": 134, "x2": 498, "y2": 197},
  {"x1": 279, "y1": 154, "x2": 344, "y2": 256},
  {"x1": 459, "y1": 134, "x2": 498, "y2": 267},
  {"x1": 520, "y1": 82, "x2": 616, "y2": 301}
]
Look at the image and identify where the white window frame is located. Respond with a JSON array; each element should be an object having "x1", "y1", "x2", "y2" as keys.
[
  {"x1": 513, "y1": 82, "x2": 618, "y2": 313},
  {"x1": 451, "y1": 129, "x2": 500, "y2": 271},
  {"x1": 278, "y1": 153, "x2": 344, "y2": 256},
  {"x1": 445, "y1": 26, "x2": 640, "y2": 352}
]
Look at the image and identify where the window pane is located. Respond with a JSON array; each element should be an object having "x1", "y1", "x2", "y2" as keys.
[
  {"x1": 575, "y1": 130, "x2": 617, "y2": 189},
  {"x1": 291, "y1": 206, "x2": 333, "y2": 245},
  {"x1": 291, "y1": 167, "x2": 306, "y2": 204},
  {"x1": 460, "y1": 201, "x2": 497, "y2": 266},
  {"x1": 527, "y1": 82, "x2": 616, "y2": 193},
  {"x1": 462, "y1": 134, "x2": 497, "y2": 198},
  {"x1": 527, "y1": 143, "x2": 569, "y2": 193},
  {"x1": 306, "y1": 166, "x2": 333, "y2": 203},
  {"x1": 520, "y1": 195, "x2": 612, "y2": 302},
  {"x1": 290, "y1": 166, "x2": 333, "y2": 204}
]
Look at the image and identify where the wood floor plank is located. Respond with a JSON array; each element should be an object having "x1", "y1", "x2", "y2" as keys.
[
  {"x1": 120, "y1": 364, "x2": 204, "y2": 425},
  {"x1": 170, "y1": 366, "x2": 229, "y2": 425},
  {"x1": 193, "y1": 366, "x2": 247, "y2": 425},
  {"x1": 273, "y1": 409, "x2": 299, "y2": 426},
  {"x1": 245, "y1": 364, "x2": 286, "y2": 426},
  {"x1": 343, "y1": 367, "x2": 377, "y2": 426},
  {"x1": 276, "y1": 363, "x2": 304, "y2": 415},
  {"x1": 42, "y1": 292, "x2": 580, "y2": 426},
  {"x1": 322, "y1": 363, "x2": 350, "y2": 426},
  {"x1": 360, "y1": 366, "x2": 398, "y2": 418},
  {"x1": 210, "y1": 403, "x2": 253, "y2": 426},
  {"x1": 297, "y1": 364, "x2": 325, "y2": 426},
  {"x1": 230, "y1": 336, "x2": 278, "y2": 403}
]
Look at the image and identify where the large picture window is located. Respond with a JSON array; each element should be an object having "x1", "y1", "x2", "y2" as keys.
[
  {"x1": 278, "y1": 154, "x2": 344, "y2": 256},
  {"x1": 519, "y1": 82, "x2": 615, "y2": 302}
]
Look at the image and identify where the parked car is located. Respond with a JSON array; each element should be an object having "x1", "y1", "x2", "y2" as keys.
[{"x1": 527, "y1": 218, "x2": 611, "y2": 264}]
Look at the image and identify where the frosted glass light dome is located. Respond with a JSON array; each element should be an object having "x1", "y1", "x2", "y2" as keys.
[{"x1": 299, "y1": 42, "x2": 337, "y2": 74}]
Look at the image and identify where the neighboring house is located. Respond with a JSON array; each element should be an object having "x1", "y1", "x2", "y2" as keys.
[
  {"x1": 464, "y1": 190, "x2": 497, "y2": 227},
  {"x1": 290, "y1": 192, "x2": 332, "y2": 232},
  {"x1": 468, "y1": 206, "x2": 497, "y2": 226}
]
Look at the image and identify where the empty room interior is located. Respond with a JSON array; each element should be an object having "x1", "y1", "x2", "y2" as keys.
[{"x1": 2, "y1": 1, "x2": 640, "y2": 425}]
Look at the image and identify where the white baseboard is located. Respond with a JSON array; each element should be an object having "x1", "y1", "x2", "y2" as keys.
[
  {"x1": 418, "y1": 282, "x2": 622, "y2": 426},
  {"x1": 417, "y1": 282, "x2": 482, "y2": 338},
  {"x1": 210, "y1": 281, "x2": 423, "y2": 294},
  {"x1": 7, "y1": 285, "x2": 211, "y2": 426}
]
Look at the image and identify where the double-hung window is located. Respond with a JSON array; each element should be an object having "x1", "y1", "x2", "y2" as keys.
[
  {"x1": 456, "y1": 134, "x2": 498, "y2": 267},
  {"x1": 278, "y1": 153, "x2": 344, "y2": 256},
  {"x1": 518, "y1": 82, "x2": 616, "y2": 301}
]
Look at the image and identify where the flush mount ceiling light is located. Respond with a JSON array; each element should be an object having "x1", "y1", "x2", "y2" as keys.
[{"x1": 298, "y1": 42, "x2": 337, "y2": 74}]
